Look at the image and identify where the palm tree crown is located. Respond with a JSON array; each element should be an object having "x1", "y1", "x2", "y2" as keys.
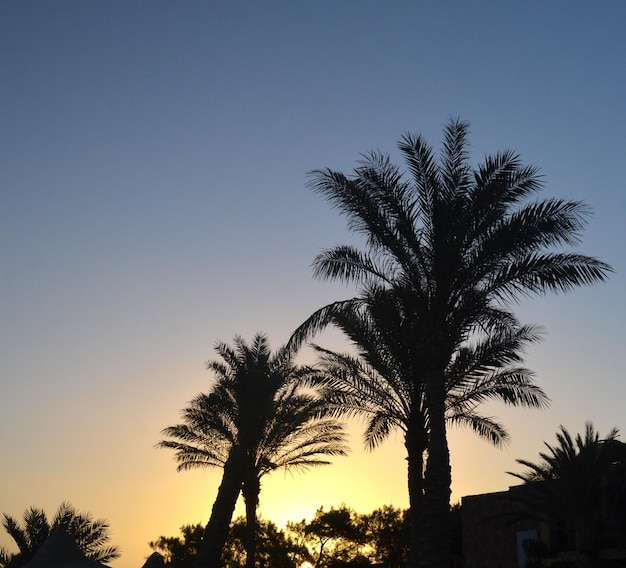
[
  {"x1": 1, "y1": 502, "x2": 119, "y2": 568},
  {"x1": 302, "y1": 119, "x2": 611, "y2": 568},
  {"x1": 293, "y1": 290, "x2": 548, "y2": 450},
  {"x1": 509, "y1": 423, "x2": 626, "y2": 564},
  {"x1": 158, "y1": 333, "x2": 348, "y2": 568},
  {"x1": 512, "y1": 422, "x2": 623, "y2": 484}
]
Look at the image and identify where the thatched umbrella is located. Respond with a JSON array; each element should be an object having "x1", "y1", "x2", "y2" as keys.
[
  {"x1": 140, "y1": 553, "x2": 164, "y2": 568},
  {"x1": 22, "y1": 529, "x2": 109, "y2": 568}
]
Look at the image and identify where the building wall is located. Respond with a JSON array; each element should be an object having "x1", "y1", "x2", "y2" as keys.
[{"x1": 462, "y1": 486, "x2": 544, "y2": 568}]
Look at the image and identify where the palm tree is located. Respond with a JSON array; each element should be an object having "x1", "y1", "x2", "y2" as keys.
[
  {"x1": 290, "y1": 288, "x2": 549, "y2": 565},
  {"x1": 157, "y1": 333, "x2": 348, "y2": 568},
  {"x1": 302, "y1": 119, "x2": 611, "y2": 568},
  {"x1": 1, "y1": 501, "x2": 119, "y2": 567},
  {"x1": 509, "y1": 422, "x2": 626, "y2": 566}
]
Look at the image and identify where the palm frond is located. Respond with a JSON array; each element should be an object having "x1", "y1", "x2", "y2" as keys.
[
  {"x1": 397, "y1": 131, "x2": 440, "y2": 239},
  {"x1": 286, "y1": 298, "x2": 363, "y2": 353},
  {"x1": 312, "y1": 245, "x2": 393, "y2": 286},
  {"x1": 489, "y1": 252, "x2": 612, "y2": 300},
  {"x1": 440, "y1": 118, "x2": 472, "y2": 200},
  {"x1": 447, "y1": 411, "x2": 510, "y2": 448}
]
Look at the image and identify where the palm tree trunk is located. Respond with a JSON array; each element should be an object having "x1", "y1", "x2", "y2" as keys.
[
  {"x1": 418, "y1": 366, "x2": 452, "y2": 568},
  {"x1": 405, "y1": 419, "x2": 427, "y2": 568},
  {"x1": 194, "y1": 446, "x2": 246, "y2": 568},
  {"x1": 243, "y1": 474, "x2": 260, "y2": 568}
]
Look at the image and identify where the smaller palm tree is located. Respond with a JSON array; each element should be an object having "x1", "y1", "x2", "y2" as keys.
[
  {"x1": 289, "y1": 289, "x2": 549, "y2": 563},
  {"x1": 158, "y1": 333, "x2": 348, "y2": 568},
  {"x1": 1, "y1": 501, "x2": 119, "y2": 568},
  {"x1": 509, "y1": 422, "x2": 626, "y2": 566}
]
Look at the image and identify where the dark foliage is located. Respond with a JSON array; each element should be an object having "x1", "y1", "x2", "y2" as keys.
[{"x1": 1, "y1": 502, "x2": 119, "y2": 568}]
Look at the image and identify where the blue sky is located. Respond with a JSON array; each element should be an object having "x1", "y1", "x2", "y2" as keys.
[{"x1": 1, "y1": 2, "x2": 624, "y2": 567}]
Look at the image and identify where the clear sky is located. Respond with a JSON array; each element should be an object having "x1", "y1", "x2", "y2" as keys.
[{"x1": 1, "y1": 2, "x2": 624, "y2": 567}]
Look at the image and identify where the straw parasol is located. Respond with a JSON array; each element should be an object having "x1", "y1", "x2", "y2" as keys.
[{"x1": 140, "y1": 553, "x2": 165, "y2": 568}]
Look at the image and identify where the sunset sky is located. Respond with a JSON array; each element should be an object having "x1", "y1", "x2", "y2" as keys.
[{"x1": 1, "y1": 2, "x2": 624, "y2": 567}]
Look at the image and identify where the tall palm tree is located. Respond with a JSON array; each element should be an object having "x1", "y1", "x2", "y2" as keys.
[
  {"x1": 303, "y1": 119, "x2": 611, "y2": 568},
  {"x1": 509, "y1": 422, "x2": 626, "y2": 566},
  {"x1": 1, "y1": 501, "x2": 119, "y2": 567},
  {"x1": 290, "y1": 288, "x2": 549, "y2": 565},
  {"x1": 158, "y1": 333, "x2": 348, "y2": 568}
]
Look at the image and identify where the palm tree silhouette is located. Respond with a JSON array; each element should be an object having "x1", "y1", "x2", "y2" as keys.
[
  {"x1": 510, "y1": 422, "x2": 626, "y2": 566},
  {"x1": 1, "y1": 501, "x2": 119, "y2": 567},
  {"x1": 302, "y1": 118, "x2": 611, "y2": 568},
  {"x1": 290, "y1": 288, "x2": 548, "y2": 565},
  {"x1": 158, "y1": 333, "x2": 348, "y2": 568}
]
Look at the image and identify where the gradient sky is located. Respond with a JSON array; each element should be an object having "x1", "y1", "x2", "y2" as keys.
[{"x1": 1, "y1": 2, "x2": 624, "y2": 567}]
